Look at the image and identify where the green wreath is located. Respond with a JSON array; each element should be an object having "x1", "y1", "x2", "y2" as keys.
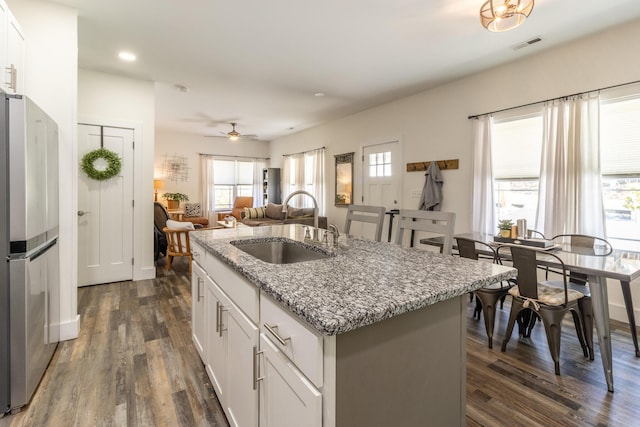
[{"x1": 81, "y1": 148, "x2": 122, "y2": 181}]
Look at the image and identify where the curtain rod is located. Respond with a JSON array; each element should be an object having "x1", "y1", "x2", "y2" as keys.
[
  {"x1": 282, "y1": 146, "x2": 325, "y2": 157},
  {"x1": 198, "y1": 153, "x2": 269, "y2": 160},
  {"x1": 468, "y1": 79, "x2": 640, "y2": 120}
]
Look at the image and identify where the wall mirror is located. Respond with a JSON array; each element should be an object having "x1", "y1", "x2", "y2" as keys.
[{"x1": 335, "y1": 152, "x2": 354, "y2": 207}]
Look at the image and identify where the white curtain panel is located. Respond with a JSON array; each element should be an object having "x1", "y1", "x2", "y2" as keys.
[
  {"x1": 471, "y1": 116, "x2": 496, "y2": 236},
  {"x1": 308, "y1": 148, "x2": 325, "y2": 215},
  {"x1": 200, "y1": 155, "x2": 215, "y2": 221},
  {"x1": 536, "y1": 99, "x2": 567, "y2": 238},
  {"x1": 536, "y1": 92, "x2": 606, "y2": 238},
  {"x1": 253, "y1": 159, "x2": 267, "y2": 206},
  {"x1": 566, "y1": 92, "x2": 606, "y2": 237}
]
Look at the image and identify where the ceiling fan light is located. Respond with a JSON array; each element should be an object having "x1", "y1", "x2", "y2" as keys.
[
  {"x1": 480, "y1": 0, "x2": 534, "y2": 32},
  {"x1": 229, "y1": 134, "x2": 239, "y2": 141}
]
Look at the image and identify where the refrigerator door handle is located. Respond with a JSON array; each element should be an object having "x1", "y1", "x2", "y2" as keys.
[{"x1": 28, "y1": 238, "x2": 57, "y2": 261}]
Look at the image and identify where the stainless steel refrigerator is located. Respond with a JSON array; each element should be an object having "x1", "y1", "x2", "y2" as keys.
[{"x1": 1, "y1": 93, "x2": 60, "y2": 414}]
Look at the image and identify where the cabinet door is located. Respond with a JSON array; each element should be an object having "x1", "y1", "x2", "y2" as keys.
[
  {"x1": 259, "y1": 334, "x2": 322, "y2": 427},
  {"x1": 225, "y1": 303, "x2": 259, "y2": 427},
  {"x1": 205, "y1": 277, "x2": 228, "y2": 402},
  {"x1": 5, "y1": 9, "x2": 24, "y2": 94},
  {"x1": 191, "y1": 264, "x2": 206, "y2": 359}
]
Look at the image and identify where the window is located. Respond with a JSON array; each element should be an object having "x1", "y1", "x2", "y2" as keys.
[
  {"x1": 492, "y1": 114, "x2": 543, "y2": 226},
  {"x1": 282, "y1": 148, "x2": 325, "y2": 213},
  {"x1": 600, "y1": 94, "x2": 640, "y2": 248},
  {"x1": 212, "y1": 159, "x2": 255, "y2": 211},
  {"x1": 486, "y1": 90, "x2": 640, "y2": 249},
  {"x1": 368, "y1": 151, "x2": 391, "y2": 177}
]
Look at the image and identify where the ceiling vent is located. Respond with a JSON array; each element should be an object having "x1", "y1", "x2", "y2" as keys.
[{"x1": 512, "y1": 36, "x2": 542, "y2": 51}]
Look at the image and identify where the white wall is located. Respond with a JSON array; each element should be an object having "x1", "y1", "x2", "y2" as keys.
[
  {"x1": 270, "y1": 19, "x2": 640, "y2": 324},
  {"x1": 78, "y1": 69, "x2": 156, "y2": 281},
  {"x1": 8, "y1": 0, "x2": 79, "y2": 340},
  {"x1": 154, "y1": 131, "x2": 270, "y2": 205}
]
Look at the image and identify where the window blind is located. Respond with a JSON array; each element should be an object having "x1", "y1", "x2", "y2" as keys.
[{"x1": 601, "y1": 96, "x2": 640, "y2": 175}]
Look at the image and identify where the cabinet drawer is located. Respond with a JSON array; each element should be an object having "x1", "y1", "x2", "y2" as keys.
[
  {"x1": 206, "y1": 253, "x2": 259, "y2": 324},
  {"x1": 191, "y1": 240, "x2": 204, "y2": 267},
  {"x1": 260, "y1": 293, "x2": 323, "y2": 387}
]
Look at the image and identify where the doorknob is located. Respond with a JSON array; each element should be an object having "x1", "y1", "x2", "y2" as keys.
[
  {"x1": 77, "y1": 210, "x2": 90, "y2": 216},
  {"x1": 394, "y1": 200, "x2": 398, "y2": 204}
]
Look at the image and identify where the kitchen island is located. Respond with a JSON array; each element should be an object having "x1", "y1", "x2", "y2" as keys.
[{"x1": 190, "y1": 224, "x2": 515, "y2": 427}]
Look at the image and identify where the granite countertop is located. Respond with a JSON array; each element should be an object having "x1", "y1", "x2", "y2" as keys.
[{"x1": 191, "y1": 224, "x2": 516, "y2": 336}]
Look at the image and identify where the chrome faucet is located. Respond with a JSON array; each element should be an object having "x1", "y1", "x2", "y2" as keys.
[
  {"x1": 328, "y1": 224, "x2": 340, "y2": 247},
  {"x1": 282, "y1": 190, "x2": 319, "y2": 230}
]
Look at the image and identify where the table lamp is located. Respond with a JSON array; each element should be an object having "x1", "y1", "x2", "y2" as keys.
[{"x1": 154, "y1": 179, "x2": 164, "y2": 201}]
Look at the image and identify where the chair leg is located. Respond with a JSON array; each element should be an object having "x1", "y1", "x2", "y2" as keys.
[
  {"x1": 577, "y1": 297, "x2": 594, "y2": 360},
  {"x1": 502, "y1": 299, "x2": 524, "y2": 352},
  {"x1": 570, "y1": 308, "x2": 590, "y2": 359},
  {"x1": 538, "y1": 309, "x2": 571, "y2": 375},
  {"x1": 166, "y1": 255, "x2": 172, "y2": 270},
  {"x1": 473, "y1": 296, "x2": 482, "y2": 320},
  {"x1": 475, "y1": 290, "x2": 504, "y2": 349},
  {"x1": 621, "y1": 281, "x2": 640, "y2": 357}
]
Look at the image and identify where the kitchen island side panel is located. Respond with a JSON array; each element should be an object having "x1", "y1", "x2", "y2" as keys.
[{"x1": 335, "y1": 295, "x2": 466, "y2": 427}]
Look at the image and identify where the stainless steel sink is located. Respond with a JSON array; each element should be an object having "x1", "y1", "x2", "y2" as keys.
[{"x1": 231, "y1": 239, "x2": 332, "y2": 264}]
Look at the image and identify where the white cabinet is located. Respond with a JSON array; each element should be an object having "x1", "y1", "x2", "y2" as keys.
[
  {"x1": 259, "y1": 334, "x2": 322, "y2": 427},
  {"x1": 0, "y1": 1, "x2": 25, "y2": 94},
  {"x1": 204, "y1": 276, "x2": 228, "y2": 403},
  {"x1": 225, "y1": 302, "x2": 258, "y2": 427},
  {"x1": 191, "y1": 263, "x2": 206, "y2": 359}
]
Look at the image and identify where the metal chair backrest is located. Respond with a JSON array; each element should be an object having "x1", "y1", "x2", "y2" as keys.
[
  {"x1": 552, "y1": 234, "x2": 613, "y2": 285},
  {"x1": 395, "y1": 210, "x2": 456, "y2": 255},
  {"x1": 498, "y1": 245, "x2": 569, "y2": 305},
  {"x1": 344, "y1": 204, "x2": 386, "y2": 242},
  {"x1": 456, "y1": 237, "x2": 499, "y2": 264}
]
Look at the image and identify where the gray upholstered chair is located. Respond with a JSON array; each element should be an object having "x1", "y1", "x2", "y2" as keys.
[
  {"x1": 343, "y1": 204, "x2": 386, "y2": 242},
  {"x1": 394, "y1": 210, "x2": 455, "y2": 255}
]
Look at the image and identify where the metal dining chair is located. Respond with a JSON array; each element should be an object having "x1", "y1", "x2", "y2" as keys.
[
  {"x1": 547, "y1": 234, "x2": 624, "y2": 359},
  {"x1": 395, "y1": 210, "x2": 456, "y2": 255},
  {"x1": 343, "y1": 204, "x2": 386, "y2": 242},
  {"x1": 456, "y1": 237, "x2": 514, "y2": 348},
  {"x1": 498, "y1": 245, "x2": 590, "y2": 375}
]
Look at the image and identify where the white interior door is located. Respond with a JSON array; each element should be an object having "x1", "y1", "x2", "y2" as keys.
[
  {"x1": 362, "y1": 141, "x2": 402, "y2": 241},
  {"x1": 77, "y1": 125, "x2": 134, "y2": 286}
]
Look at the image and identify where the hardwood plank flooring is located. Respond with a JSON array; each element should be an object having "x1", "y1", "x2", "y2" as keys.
[{"x1": 2, "y1": 255, "x2": 640, "y2": 426}]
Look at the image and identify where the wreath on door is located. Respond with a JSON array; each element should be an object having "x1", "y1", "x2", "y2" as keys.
[{"x1": 81, "y1": 148, "x2": 122, "y2": 181}]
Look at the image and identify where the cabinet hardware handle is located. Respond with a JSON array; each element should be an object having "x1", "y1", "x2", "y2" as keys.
[
  {"x1": 6, "y1": 64, "x2": 16, "y2": 90},
  {"x1": 197, "y1": 278, "x2": 204, "y2": 301},
  {"x1": 216, "y1": 301, "x2": 220, "y2": 333},
  {"x1": 264, "y1": 323, "x2": 290, "y2": 346},
  {"x1": 253, "y1": 345, "x2": 264, "y2": 390}
]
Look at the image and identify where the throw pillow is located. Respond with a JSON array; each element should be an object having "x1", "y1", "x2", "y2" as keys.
[
  {"x1": 243, "y1": 206, "x2": 266, "y2": 219},
  {"x1": 184, "y1": 202, "x2": 202, "y2": 217},
  {"x1": 265, "y1": 203, "x2": 286, "y2": 220},
  {"x1": 166, "y1": 219, "x2": 195, "y2": 230},
  {"x1": 287, "y1": 206, "x2": 314, "y2": 218}
]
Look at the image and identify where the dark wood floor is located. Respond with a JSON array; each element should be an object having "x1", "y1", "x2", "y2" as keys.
[{"x1": 3, "y1": 256, "x2": 640, "y2": 426}]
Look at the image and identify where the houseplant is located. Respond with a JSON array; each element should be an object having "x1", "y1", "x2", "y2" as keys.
[
  {"x1": 162, "y1": 192, "x2": 189, "y2": 209},
  {"x1": 497, "y1": 219, "x2": 514, "y2": 237}
]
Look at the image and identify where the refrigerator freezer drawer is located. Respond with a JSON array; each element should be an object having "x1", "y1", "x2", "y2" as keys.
[{"x1": 8, "y1": 240, "x2": 58, "y2": 411}]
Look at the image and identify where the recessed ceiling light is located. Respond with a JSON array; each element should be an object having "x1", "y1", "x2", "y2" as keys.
[
  {"x1": 118, "y1": 51, "x2": 137, "y2": 62},
  {"x1": 314, "y1": 92, "x2": 325, "y2": 97}
]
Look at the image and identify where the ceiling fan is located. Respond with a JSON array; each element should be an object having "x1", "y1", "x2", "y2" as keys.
[{"x1": 220, "y1": 123, "x2": 258, "y2": 141}]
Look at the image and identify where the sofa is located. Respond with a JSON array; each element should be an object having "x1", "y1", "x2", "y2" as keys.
[{"x1": 240, "y1": 203, "x2": 328, "y2": 229}]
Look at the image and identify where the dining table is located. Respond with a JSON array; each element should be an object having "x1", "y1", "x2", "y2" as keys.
[{"x1": 455, "y1": 232, "x2": 640, "y2": 392}]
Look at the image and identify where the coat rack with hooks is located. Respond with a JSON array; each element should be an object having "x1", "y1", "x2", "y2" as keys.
[{"x1": 406, "y1": 159, "x2": 459, "y2": 172}]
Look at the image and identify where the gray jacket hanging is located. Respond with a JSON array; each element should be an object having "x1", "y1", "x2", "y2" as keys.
[{"x1": 418, "y1": 161, "x2": 443, "y2": 211}]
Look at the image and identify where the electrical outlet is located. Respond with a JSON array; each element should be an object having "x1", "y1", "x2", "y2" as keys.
[{"x1": 410, "y1": 189, "x2": 422, "y2": 198}]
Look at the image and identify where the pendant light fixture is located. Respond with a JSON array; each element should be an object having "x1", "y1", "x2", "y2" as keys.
[{"x1": 480, "y1": 0, "x2": 534, "y2": 32}]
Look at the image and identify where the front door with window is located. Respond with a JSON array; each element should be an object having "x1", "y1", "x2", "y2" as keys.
[{"x1": 362, "y1": 141, "x2": 402, "y2": 240}]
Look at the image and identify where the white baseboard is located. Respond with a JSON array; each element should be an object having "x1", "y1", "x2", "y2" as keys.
[
  {"x1": 135, "y1": 266, "x2": 156, "y2": 281},
  {"x1": 608, "y1": 302, "x2": 639, "y2": 326},
  {"x1": 59, "y1": 314, "x2": 80, "y2": 341}
]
